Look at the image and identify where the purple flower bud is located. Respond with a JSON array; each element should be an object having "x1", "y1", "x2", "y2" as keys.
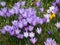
[
  {"x1": 0, "y1": 1, "x2": 6, "y2": 6},
  {"x1": 36, "y1": 2, "x2": 41, "y2": 7},
  {"x1": 48, "y1": 30, "x2": 51, "y2": 35},
  {"x1": 30, "y1": 37, "x2": 37, "y2": 44}
]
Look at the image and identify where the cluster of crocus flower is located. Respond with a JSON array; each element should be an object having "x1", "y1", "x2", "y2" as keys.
[
  {"x1": 0, "y1": 0, "x2": 59, "y2": 45},
  {"x1": 0, "y1": 1, "x2": 47, "y2": 44}
]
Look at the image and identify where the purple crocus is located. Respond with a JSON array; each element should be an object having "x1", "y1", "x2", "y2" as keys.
[
  {"x1": 15, "y1": 29, "x2": 21, "y2": 35},
  {"x1": 56, "y1": 0, "x2": 60, "y2": 3},
  {"x1": 23, "y1": 31, "x2": 29, "y2": 38},
  {"x1": 12, "y1": 20, "x2": 19, "y2": 27},
  {"x1": 29, "y1": 32, "x2": 35, "y2": 38},
  {"x1": 0, "y1": 1, "x2": 6, "y2": 6},
  {"x1": 9, "y1": 30, "x2": 15, "y2": 36},
  {"x1": 16, "y1": 34, "x2": 24, "y2": 39},
  {"x1": 21, "y1": 1, "x2": 25, "y2": 6},
  {"x1": 18, "y1": 21, "x2": 23, "y2": 28},
  {"x1": 28, "y1": 25, "x2": 34, "y2": 31},
  {"x1": 0, "y1": 29, "x2": 6, "y2": 34},
  {"x1": 36, "y1": 27, "x2": 42, "y2": 35},
  {"x1": 22, "y1": 19, "x2": 27, "y2": 26},
  {"x1": 52, "y1": 2, "x2": 56, "y2": 6},
  {"x1": 39, "y1": 8, "x2": 44, "y2": 13},
  {"x1": 44, "y1": 38, "x2": 58, "y2": 45},
  {"x1": 30, "y1": 37, "x2": 37, "y2": 44},
  {"x1": 14, "y1": 2, "x2": 20, "y2": 7},
  {"x1": 36, "y1": 2, "x2": 41, "y2": 7}
]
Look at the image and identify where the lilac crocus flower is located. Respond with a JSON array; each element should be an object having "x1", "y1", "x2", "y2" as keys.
[
  {"x1": 28, "y1": 25, "x2": 34, "y2": 31},
  {"x1": 23, "y1": 31, "x2": 29, "y2": 38},
  {"x1": 0, "y1": 29, "x2": 6, "y2": 34},
  {"x1": 15, "y1": 29, "x2": 21, "y2": 35},
  {"x1": 56, "y1": 0, "x2": 60, "y2": 3},
  {"x1": 44, "y1": 38, "x2": 58, "y2": 45},
  {"x1": 39, "y1": 18, "x2": 43, "y2": 25},
  {"x1": 0, "y1": 1, "x2": 6, "y2": 6},
  {"x1": 18, "y1": 21, "x2": 23, "y2": 28},
  {"x1": 52, "y1": 2, "x2": 56, "y2": 6},
  {"x1": 3, "y1": 25, "x2": 12, "y2": 32},
  {"x1": 22, "y1": 19, "x2": 27, "y2": 26},
  {"x1": 30, "y1": 37, "x2": 37, "y2": 44},
  {"x1": 13, "y1": 6, "x2": 19, "y2": 14},
  {"x1": 12, "y1": 20, "x2": 19, "y2": 27},
  {"x1": 55, "y1": 22, "x2": 60, "y2": 28},
  {"x1": 14, "y1": 2, "x2": 20, "y2": 7},
  {"x1": 29, "y1": 32, "x2": 35, "y2": 38},
  {"x1": 9, "y1": 8, "x2": 15, "y2": 15},
  {"x1": 36, "y1": 2, "x2": 41, "y2": 7},
  {"x1": 16, "y1": 34, "x2": 24, "y2": 39},
  {"x1": 0, "y1": 11, "x2": 5, "y2": 17},
  {"x1": 39, "y1": 8, "x2": 44, "y2": 13},
  {"x1": 52, "y1": 6, "x2": 58, "y2": 14},
  {"x1": 19, "y1": 8, "x2": 24, "y2": 14},
  {"x1": 21, "y1": 1, "x2": 25, "y2": 6},
  {"x1": 36, "y1": 27, "x2": 42, "y2": 35},
  {"x1": 9, "y1": 30, "x2": 15, "y2": 36}
]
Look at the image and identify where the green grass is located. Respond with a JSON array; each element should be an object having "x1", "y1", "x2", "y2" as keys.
[{"x1": 0, "y1": 0, "x2": 60, "y2": 45}]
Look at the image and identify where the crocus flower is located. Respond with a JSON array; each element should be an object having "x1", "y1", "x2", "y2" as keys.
[
  {"x1": 21, "y1": 1, "x2": 25, "y2": 6},
  {"x1": 55, "y1": 22, "x2": 60, "y2": 28},
  {"x1": 23, "y1": 31, "x2": 29, "y2": 38},
  {"x1": 36, "y1": 27, "x2": 42, "y2": 35},
  {"x1": 12, "y1": 20, "x2": 19, "y2": 27},
  {"x1": 52, "y1": 2, "x2": 56, "y2": 6},
  {"x1": 29, "y1": 32, "x2": 35, "y2": 38},
  {"x1": 28, "y1": 25, "x2": 34, "y2": 31},
  {"x1": 0, "y1": 1, "x2": 6, "y2": 6},
  {"x1": 36, "y1": 2, "x2": 41, "y2": 7},
  {"x1": 15, "y1": 29, "x2": 21, "y2": 35},
  {"x1": 18, "y1": 21, "x2": 23, "y2": 28},
  {"x1": 39, "y1": 8, "x2": 44, "y2": 13},
  {"x1": 0, "y1": 29, "x2": 6, "y2": 34},
  {"x1": 9, "y1": 30, "x2": 15, "y2": 36},
  {"x1": 56, "y1": 0, "x2": 60, "y2": 3},
  {"x1": 44, "y1": 38, "x2": 58, "y2": 45},
  {"x1": 30, "y1": 37, "x2": 37, "y2": 44},
  {"x1": 22, "y1": 19, "x2": 27, "y2": 26},
  {"x1": 14, "y1": 2, "x2": 20, "y2": 7},
  {"x1": 16, "y1": 34, "x2": 24, "y2": 39}
]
